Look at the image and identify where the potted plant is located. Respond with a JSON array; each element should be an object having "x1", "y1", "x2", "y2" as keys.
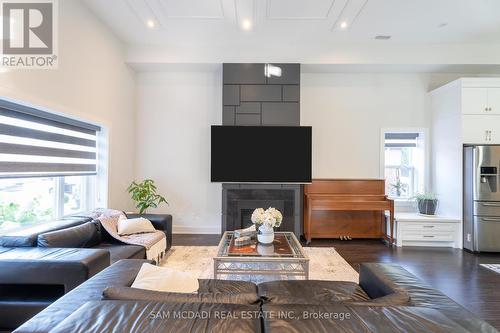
[
  {"x1": 414, "y1": 192, "x2": 438, "y2": 215},
  {"x1": 390, "y1": 169, "x2": 408, "y2": 197},
  {"x1": 127, "y1": 179, "x2": 168, "y2": 214},
  {"x1": 251, "y1": 207, "x2": 283, "y2": 244}
]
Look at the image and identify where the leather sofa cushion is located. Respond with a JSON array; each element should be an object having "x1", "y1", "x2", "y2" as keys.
[
  {"x1": 258, "y1": 280, "x2": 370, "y2": 304},
  {"x1": 359, "y1": 263, "x2": 499, "y2": 333},
  {"x1": 262, "y1": 304, "x2": 476, "y2": 333},
  {"x1": 0, "y1": 217, "x2": 91, "y2": 247},
  {"x1": 14, "y1": 259, "x2": 151, "y2": 333},
  {"x1": 345, "y1": 291, "x2": 411, "y2": 306},
  {"x1": 102, "y1": 286, "x2": 261, "y2": 305},
  {"x1": 92, "y1": 243, "x2": 145, "y2": 263},
  {"x1": 0, "y1": 247, "x2": 109, "y2": 288},
  {"x1": 102, "y1": 278, "x2": 259, "y2": 305},
  {"x1": 49, "y1": 301, "x2": 261, "y2": 333},
  {"x1": 0, "y1": 247, "x2": 110, "y2": 330},
  {"x1": 198, "y1": 279, "x2": 257, "y2": 294},
  {"x1": 37, "y1": 221, "x2": 101, "y2": 248}
]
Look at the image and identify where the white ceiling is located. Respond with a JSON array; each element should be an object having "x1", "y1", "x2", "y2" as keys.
[{"x1": 84, "y1": 0, "x2": 500, "y2": 64}]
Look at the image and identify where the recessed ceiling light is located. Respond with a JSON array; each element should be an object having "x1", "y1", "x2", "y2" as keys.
[
  {"x1": 340, "y1": 21, "x2": 348, "y2": 29},
  {"x1": 241, "y1": 19, "x2": 253, "y2": 31},
  {"x1": 146, "y1": 19, "x2": 157, "y2": 29},
  {"x1": 375, "y1": 35, "x2": 391, "y2": 40}
]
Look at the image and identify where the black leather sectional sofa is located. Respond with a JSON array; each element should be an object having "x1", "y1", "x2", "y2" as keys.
[
  {"x1": 13, "y1": 260, "x2": 499, "y2": 333},
  {"x1": 0, "y1": 213, "x2": 172, "y2": 331}
]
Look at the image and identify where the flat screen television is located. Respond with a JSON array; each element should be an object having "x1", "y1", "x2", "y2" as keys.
[{"x1": 211, "y1": 126, "x2": 312, "y2": 183}]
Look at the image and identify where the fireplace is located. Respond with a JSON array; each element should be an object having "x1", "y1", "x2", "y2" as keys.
[
  {"x1": 236, "y1": 200, "x2": 285, "y2": 230},
  {"x1": 222, "y1": 184, "x2": 302, "y2": 237}
]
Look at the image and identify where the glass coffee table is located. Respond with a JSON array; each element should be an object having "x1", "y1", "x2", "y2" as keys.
[{"x1": 214, "y1": 231, "x2": 309, "y2": 280}]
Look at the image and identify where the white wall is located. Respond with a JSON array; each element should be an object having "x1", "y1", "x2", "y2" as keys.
[
  {"x1": 0, "y1": 0, "x2": 136, "y2": 209},
  {"x1": 300, "y1": 73, "x2": 467, "y2": 179},
  {"x1": 430, "y1": 80, "x2": 463, "y2": 218},
  {"x1": 136, "y1": 70, "x2": 222, "y2": 234}
]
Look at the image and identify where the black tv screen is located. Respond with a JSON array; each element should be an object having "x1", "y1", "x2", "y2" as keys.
[{"x1": 211, "y1": 126, "x2": 312, "y2": 183}]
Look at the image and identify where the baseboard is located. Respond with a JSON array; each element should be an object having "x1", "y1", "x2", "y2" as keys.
[{"x1": 172, "y1": 225, "x2": 221, "y2": 234}]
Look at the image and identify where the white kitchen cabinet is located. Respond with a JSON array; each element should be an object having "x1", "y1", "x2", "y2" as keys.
[
  {"x1": 462, "y1": 88, "x2": 488, "y2": 114},
  {"x1": 462, "y1": 115, "x2": 500, "y2": 144},
  {"x1": 462, "y1": 87, "x2": 500, "y2": 115},
  {"x1": 489, "y1": 88, "x2": 500, "y2": 114}
]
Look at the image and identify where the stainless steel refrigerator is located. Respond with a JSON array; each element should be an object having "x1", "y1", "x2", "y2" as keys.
[{"x1": 464, "y1": 145, "x2": 500, "y2": 252}]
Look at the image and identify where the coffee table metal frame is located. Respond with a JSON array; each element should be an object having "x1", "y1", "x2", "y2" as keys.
[{"x1": 213, "y1": 231, "x2": 310, "y2": 280}]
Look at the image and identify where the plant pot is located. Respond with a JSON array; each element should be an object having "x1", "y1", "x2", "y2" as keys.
[
  {"x1": 257, "y1": 225, "x2": 274, "y2": 244},
  {"x1": 417, "y1": 199, "x2": 438, "y2": 215}
]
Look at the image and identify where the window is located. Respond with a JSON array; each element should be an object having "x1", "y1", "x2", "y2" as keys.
[
  {"x1": 0, "y1": 176, "x2": 96, "y2": 233},
  {"x1": 382, "y1": 130, "x2": 426, "y2": 200},
  {"x1": 63, "y1": 175, "x2": 88, "y2": 216},
  {"x1": 0, "y1": 99, "x2": 103, "y2": 234}
]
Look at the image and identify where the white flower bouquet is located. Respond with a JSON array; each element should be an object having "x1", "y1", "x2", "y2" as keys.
[{"x1": 251, "y1": 207, "x2": 283, "y2": 229}]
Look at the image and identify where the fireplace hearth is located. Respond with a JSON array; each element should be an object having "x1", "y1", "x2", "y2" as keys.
[{"x1": 222, "y1": 184, "x2": 302, "y2": 237}]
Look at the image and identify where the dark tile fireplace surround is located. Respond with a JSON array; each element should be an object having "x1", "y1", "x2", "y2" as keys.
[
  {"x1": 222, "y1": 184, "x2": 302, "y2": 237},
  {"x1": 221, "y1": 63, "x2": 302, "y2": 237}
]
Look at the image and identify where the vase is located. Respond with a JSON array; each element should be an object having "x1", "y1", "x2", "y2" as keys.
[{"x1": 257, "y1": 225, "x2": 274, "y2": 244}]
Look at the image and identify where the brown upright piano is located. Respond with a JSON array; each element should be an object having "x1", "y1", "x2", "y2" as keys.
[{"x1": 303, "y1": 179, "x2": 394, "y2": 245}]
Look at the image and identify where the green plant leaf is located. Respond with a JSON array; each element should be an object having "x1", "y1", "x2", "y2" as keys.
[{"x1": 127, "y1": 179, "x2": 168, "y2": 213}]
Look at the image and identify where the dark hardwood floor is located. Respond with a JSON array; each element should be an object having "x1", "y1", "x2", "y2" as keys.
[{"x1": 173, "y1": 234, "x2": 500, "y2": 329}]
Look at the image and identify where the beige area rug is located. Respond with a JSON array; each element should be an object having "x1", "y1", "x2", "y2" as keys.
[{"x1": 160, "y1": 246, "x2": 358, "y2": 283}]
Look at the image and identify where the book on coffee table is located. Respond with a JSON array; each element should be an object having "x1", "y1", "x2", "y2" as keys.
[{"x1": 234, "y1": 225, "x2": 256, "y2": 238}]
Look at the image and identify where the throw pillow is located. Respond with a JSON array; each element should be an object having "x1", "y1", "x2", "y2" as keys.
[
  {"x1": 37, "y1": 221, "x2": 101, "y2": 248},
  {"x1": 117, "y1": 216, "x2": 156, "y2": 235},
  {"x1": 131, "y1": 263, "x2": 199, "y2": 293}
]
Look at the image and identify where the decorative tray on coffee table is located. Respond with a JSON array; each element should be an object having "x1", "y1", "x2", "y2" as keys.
[{"x1": 221, "y1": 232, "x2": 302, "y2": 257}]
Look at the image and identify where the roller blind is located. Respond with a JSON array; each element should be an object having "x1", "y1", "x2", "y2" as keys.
[
  {"x1": 0, "y1": 99, "x2": 101, "y2": 179},
  {"x1": 384, "y1": 132, "x2": 420, "y2": 148}
]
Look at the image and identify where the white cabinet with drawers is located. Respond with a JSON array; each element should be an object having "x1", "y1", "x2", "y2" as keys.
[{"x1": 394, "y1": 213, "x2": 461, "y2": 248}]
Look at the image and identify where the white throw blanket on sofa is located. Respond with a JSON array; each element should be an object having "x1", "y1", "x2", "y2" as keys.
[{"x1": 95, "y1": 209, "x2": 167, "y2": 262}]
